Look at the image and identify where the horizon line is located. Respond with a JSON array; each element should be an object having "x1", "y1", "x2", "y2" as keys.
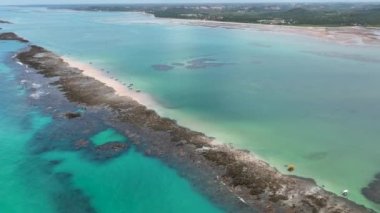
[{"x1": 2, "y1": 1, "x2": 380, "y2": 6}]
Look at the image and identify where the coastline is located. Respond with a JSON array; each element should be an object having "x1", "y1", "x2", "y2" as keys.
[
  {"x1": 13, "y1": 41, "x2": 374, "y2": 212},
  {"x1": 75, "y1": 11, "x2": 380, "y2": 46},
  {"x1": 152, "y1": 16, "x2": 380, "y2": 46},
  {"x1": 62, "y1": 57, "x2": 233, "y2": 147},
  {"x1": 62, "y1": 57, "x2": 160, "y2": 111}
]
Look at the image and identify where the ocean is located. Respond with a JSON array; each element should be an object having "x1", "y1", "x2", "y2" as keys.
[
  {"x1": 0, "y1": 25, "x2": 222, "y2": 213},
  {"x1": 1, "y1": 6, "x2": 380, "y2": 211}
]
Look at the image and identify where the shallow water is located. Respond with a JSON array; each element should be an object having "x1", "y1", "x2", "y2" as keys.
[
  {"x1": 90, "y1": 129, "x2": 128, "y2": 146},
  {"x1": 1, "y1": 6, "x2": 380, "y2": 210},
  {"x1": 0, "y1": 40, "x2": 222, "y2": 212},
  {"x1": 43, "y1": 148, "x2": 221, "y2": 213}
]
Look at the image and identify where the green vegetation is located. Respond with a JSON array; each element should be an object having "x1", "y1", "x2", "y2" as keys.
[{"x1": 47, "y1": 3, "x2": 380, "y2": 27}]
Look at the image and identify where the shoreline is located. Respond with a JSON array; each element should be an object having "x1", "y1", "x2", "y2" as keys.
[
  {"x1": 62, "y1": 57, "x2": 234, "y2": 147},
  {"x1": 14, "y1": 42, "x2": 374, "y2": 212},
  {"x1": 151, "y1": 16, "x2": 380, "y2": 46},
  {"x1": 62, "y1": 57, "x2": 160, "y2": 111}
]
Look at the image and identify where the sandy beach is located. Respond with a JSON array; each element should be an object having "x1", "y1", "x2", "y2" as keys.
[
  {"x1": 62, "y1": 57, "x2": 160, "y2": 111},
  {"x1": 62, "y1": 56, "x2": 230, "y2": 147}
]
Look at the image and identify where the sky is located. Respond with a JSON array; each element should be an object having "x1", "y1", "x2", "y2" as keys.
[
  {"x1": 0, "y1": 0, "x2": 379, "y2": 6},
  {"x1": 0, "y1": 0, "x2": 380, "y2": 5}
]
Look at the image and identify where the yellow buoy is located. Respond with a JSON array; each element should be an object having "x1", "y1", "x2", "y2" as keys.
[{"x1": 287, "y1": 164, "x2": 295, "y2": 172}]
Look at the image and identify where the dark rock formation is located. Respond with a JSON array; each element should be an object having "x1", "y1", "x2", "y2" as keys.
[
  {"x1": 75, "y1": 139, "x2": 90, "y2": 150},
  {"x1": 91, "y1": 142, "x2": 128, "y2": 160},
  {"x1": 362, "y1": 173, "x2": 380, "y2": 204},
  {"x1": 64, "y1": 112, "x2": 81, "y2": 119},
  {"x1": 0, "y1": 32, "x2": 28, "y2": 43},
  {"x1": 0, "y1": 20, "x2": 12, "y2": 24}
]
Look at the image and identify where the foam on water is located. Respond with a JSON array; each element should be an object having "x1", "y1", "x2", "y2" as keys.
[{"x1": 29, "y1": 90, "x2": 46, "y2": 99}]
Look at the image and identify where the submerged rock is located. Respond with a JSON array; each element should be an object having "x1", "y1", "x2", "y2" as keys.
[
  {"x1": 0, "y1": 20, "x2": 12, "y2": 24},
  {"x1": 152, "y1": 64, "x2": 174, "y2": 71},
  {"x1": 64, "y1": 112, "x2": 81, "y2": 119},
  {"x1": 92, "y1": 141, "x2": 128, "y2": 160},
  {"x1": 185, "y1": 58, "x2": 233, "y2": 70},
  {"x1": 75, "y1": 139, "x2": 90, "y2": 150},
  {"x1": 362, "y1": 173, "x2": 380, "y2": 204},
  {"x1": 0, "y1": 32, "x2": 28, "y2": 43},
  {"x1": 172, "y1": 62, "x2": 185, "y2": 66},
  {"x1": 53, "y1": 172, "x2": 96, "y2": 213}
]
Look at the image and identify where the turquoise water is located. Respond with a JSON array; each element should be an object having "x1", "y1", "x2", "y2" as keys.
[
  {"x1": 0, "y1": 41, "x2": 55, "y2": 212},
  {"x1": 1, "y1": 6, "x2": 380, "y2": 210},
  {"x1": 0, "y1": 40, "x2": 222, "y2": 211},
  {"x1": 43, "y1": 148, "x2": 220, "y2": 213},
  {"x1": 90, "y1": 129, "x2": 128, "y2": 145}
]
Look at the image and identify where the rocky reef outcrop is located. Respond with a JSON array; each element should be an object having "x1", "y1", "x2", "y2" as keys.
[
  {"x1": 362, "y1": 173, "x2": 380, "y2": 204},
  {"x1": 0, "y1": 32, "x2": 28, "y2": 43},
  {"x1": 0, "y1": 20, "x2": 12, "y2": 24}
]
